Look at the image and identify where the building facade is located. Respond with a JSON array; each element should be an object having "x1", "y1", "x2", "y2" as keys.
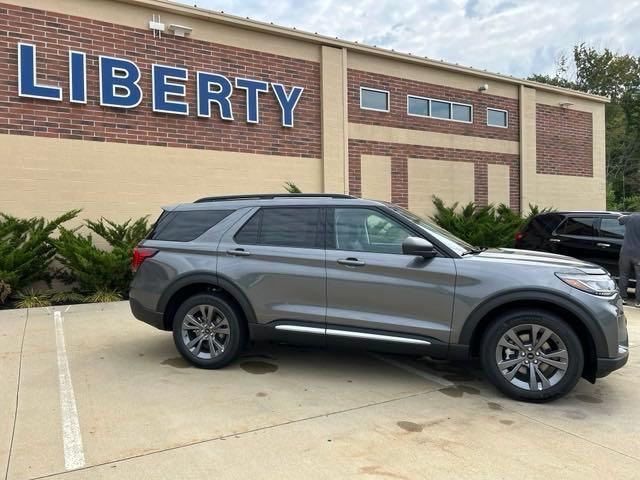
[{"x1": 0, "y1": 0, "x2": 607, "y2": 225}]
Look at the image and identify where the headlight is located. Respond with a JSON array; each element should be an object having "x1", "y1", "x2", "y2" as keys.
[{"x1": 556, "y1": 273, "x2": 617, "y2": 296}]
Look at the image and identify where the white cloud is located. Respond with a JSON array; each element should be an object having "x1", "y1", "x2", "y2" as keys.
[{"x1": 173, "y1": 0, "x2": 640, "y2": 78}]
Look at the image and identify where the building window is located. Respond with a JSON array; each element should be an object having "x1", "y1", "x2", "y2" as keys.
[
  {"x1": 407, "y1": 96, "x2": 429, "y2": 116},
  {"x1": 487, "y1": 108, "x2": 508, "y2": 128},
  {"x1": 407, "y1": 95, "x2": 472, "y2": 123},
  {"x1": 360, "y1": 87, "x2": 389, "y2": 112}
]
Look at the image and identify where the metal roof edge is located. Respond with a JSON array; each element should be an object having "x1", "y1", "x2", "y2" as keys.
[{"x1": 116, "y1": 0, "x2": 610, "y2": 104}]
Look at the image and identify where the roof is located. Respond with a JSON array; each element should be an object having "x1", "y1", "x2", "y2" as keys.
[{"x1": 119, "y1": 0, "x2": 609, "y2": 104}]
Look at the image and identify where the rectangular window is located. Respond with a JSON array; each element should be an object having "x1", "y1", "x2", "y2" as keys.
[
  {"x1": 487, "y1": 108, "x2": 508, "y2": 127},
  {"x1": 235, "y1": 207, "x2": 322, "y2": 249},
  {"x1": 599, "y1": 217, "x2": 625, "y2": 239},
  {"x1": 452, "y1": 103, "x2": 472, "y2": 122},
  {"x1": 557, "y1": 217, "x2": 596, "y2": 236},
  {"x1": 408, "y1": 96, "x2": 472, "y2": 123},
  {"x1": 152, "y1": 209, "x2": 233, "y2": 242},
  {"x1": 407, "y1": 96, "x2": 429, "y2": 117},
  {"x1": 430, "y1": 100, "x2": 451, "y2": 119},
  {"x1": 360, "y1": 87, "x2": 389, "y2": 112}
]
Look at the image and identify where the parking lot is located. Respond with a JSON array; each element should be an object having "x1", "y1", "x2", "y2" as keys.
[{"x1": 0, "y1": 302, "x2": 638, "y2": 480}]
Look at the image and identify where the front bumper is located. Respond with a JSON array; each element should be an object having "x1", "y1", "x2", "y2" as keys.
[
  {"x1": 596, "y1": 345, "x2": 629, "y2": 378},
  {"x1": 130, "y1": 297, "x2": 164, "y2": 330}
]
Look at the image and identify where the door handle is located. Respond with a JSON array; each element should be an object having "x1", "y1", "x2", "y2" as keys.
[
  {"x1": 337, "y1": 257, "x2": 365, "y2": 267},
  {"x1": 227, "y1": 248, "x2": 251, "y2": 257},
  {"x1": 549, "y1": 238, "x2": 561, "y2": 243},
  {"x1": 596, "y1": 242, "x2": 611, "y2": 248}
]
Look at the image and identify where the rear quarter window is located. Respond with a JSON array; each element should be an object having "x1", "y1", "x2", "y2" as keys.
[{"x1": 151, "y1": 209, "x2": 233, "y2": 242}]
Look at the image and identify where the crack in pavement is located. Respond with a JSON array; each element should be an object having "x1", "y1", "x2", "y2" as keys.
[{"x1": 4, "y1": 309, "x2": 29, "y2": 480}]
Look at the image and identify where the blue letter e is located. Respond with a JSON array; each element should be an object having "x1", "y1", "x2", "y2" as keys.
[
  {"x1": 99, "y1": 56, "x2": 142, "y2": 108},
  {"x1": 18, "y1": 43, "x2": 62, "y2": 101}
]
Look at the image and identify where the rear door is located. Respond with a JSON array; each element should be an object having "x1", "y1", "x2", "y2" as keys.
[
  {"x1": 324, "y1": 207, "x2": 456, "y2": 354},
  {"x1": 550, "y1": 215, "x2": 601, "y2": 264},
  {"x1": 594, "y1": 215, "x2": 624, "y2": 277},
  {"x1": 217, "y1": 206, "x2": 327, "y2": 340}
]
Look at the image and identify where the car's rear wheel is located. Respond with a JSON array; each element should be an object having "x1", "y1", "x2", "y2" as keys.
[
  {"x1": 172, "y1": 293, "x2": 245, "y2": 369},
  {"x1": 480, "y1": 310, "x2": 584, "y2": 402}
]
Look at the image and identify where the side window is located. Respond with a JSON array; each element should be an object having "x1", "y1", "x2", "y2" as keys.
[
  {"x1": 557, "y1": 217, "x2": 596, "y2": 236},
  {"x1": 333, "y1": 208, "x2": 414, "y2": 254},
  {"x1": 152, "y1": 209, "x2": 233, "y2": 242},
  {"x1": 235, "y1": 208, "x2": 322, "y2": 248},
  {"x1": 599, "y1": 217, "x2": 625, "y2": 239}
]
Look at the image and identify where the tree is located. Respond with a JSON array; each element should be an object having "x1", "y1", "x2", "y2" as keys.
[{"x1": 529, "y1": 45, "x2": 640, "y2": 210}]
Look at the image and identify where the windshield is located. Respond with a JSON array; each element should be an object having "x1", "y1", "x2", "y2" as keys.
[{"x1": 384, "y1": 203, "x2": 475, "y2": 255}]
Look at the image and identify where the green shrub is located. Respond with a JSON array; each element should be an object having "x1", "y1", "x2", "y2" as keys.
[
  {"x1": 430, "y1": 196, "x2": 549, "y2": 248},
  {"x1": 15, "y1": 288, "x2": 51, "y2": 309},
  {"x1": 283, "y1": 181, "x2": 302, "y2": 193},
  {"x1": 0, "y1": 210, "x2": 78, "y2": 303},
  {"x1": 54, "y1": 217, "x2": 150, "y2": 299}
]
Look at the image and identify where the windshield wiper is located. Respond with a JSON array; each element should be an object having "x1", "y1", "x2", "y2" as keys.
[{"x1": 461, "y1": 246, "x2": 487, "y2": 256}]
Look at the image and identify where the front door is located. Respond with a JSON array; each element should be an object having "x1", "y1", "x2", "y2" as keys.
[
  {"x1": 324, "y1": 207, "x2": 456, "y2": 354},
  {"x1": 217, "y1": 206, "x2": 327, "y2": 343},
  {"x1": 594, "y1": 215, "x2": 624, "y2": 277}
]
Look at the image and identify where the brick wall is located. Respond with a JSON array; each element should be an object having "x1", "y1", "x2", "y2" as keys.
[
  {"x1": 536, "y1": 104, "x2": 593, "y2": 176},
  {"x1": 0, "y1": 3, "x2": 322, "y2": 158},
  {"x1": 349, "y1": 139, "x2": 520, "y2": 211},
  {"x1": 348, "y1": 69, "x2": 519, "y2": 142}
]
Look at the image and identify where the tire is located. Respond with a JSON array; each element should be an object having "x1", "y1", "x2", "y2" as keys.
[
  {"x1": 172, "y1": 293, "x2": 245, "y2": 369},
  {"x1": 480, "y1": 309, "x2": 584, "y2": 402}
]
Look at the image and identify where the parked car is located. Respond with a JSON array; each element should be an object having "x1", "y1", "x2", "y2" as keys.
[
  {"x1": 515, "y1": 211, "x2": 629, "y2": 280},
  {"x1": 130, "y1": 195, "x2": 629, "y2": 402}
]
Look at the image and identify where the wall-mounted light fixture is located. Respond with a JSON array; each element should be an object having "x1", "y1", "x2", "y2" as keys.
[
  {"x1": 478, "y1": 84, "x2": 489, "y2": 92},
  {"x1": 168, "y1": 24, "x2": 193, "y2": 37},
  {"x1": 559, "y1": 101, "x2": 574, "y2": 109},
  {"x1": 149, "y1": 14, "x2": 165, "y2": 38}
]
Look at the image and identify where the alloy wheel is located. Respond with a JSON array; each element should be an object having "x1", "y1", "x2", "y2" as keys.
[
  {"x1": 495, "y1": 323, "x2": 569, "y2": 391},
  {"x1": 180, "y1": 304, "x2": 231, "y2": 359}
]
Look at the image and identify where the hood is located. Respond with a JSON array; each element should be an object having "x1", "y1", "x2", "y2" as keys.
[{"x1": 467, "y1": 248, "x2": 607, "y2": 274}]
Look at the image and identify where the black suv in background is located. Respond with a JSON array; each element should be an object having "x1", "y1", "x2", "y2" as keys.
[{"x1": 515, "y1": 211, "x2": 627, "y2": 279}]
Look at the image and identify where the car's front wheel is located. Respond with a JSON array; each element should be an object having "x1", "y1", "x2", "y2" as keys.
[
  {"x1": 172, "y1": 293, "x2": 245, "y2": 369},
  {"x1": 481, "y1": 309, "x2": 584, "y2": 402}
]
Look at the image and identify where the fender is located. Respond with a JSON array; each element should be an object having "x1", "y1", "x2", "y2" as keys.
[
  {"x1": 157, "y1": 270, "x2": 257, "y2": 325},
  {"x1": 457, "y1": 288, "x2": 609, "y2": 357}
]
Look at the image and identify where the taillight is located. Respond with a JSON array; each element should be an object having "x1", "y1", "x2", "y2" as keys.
[
  {"x1": 131, "y1": 246, "x2": 158, "y2": 272},
  {"x1": 514, "y1": 231, "x2": 525, "y2": 242}
]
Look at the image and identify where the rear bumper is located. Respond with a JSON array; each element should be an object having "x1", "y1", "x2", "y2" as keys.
[
  {"x1": 129, "y1": 297, "x2": 164, "y2": 330},
  {"x1": 596, "y1": 346, "x2": 629, "y2": 378}
]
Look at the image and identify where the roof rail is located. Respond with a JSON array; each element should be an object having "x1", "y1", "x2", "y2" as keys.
[{"x1": 194, "y1": 193, "x2": 355, "y2": 203}]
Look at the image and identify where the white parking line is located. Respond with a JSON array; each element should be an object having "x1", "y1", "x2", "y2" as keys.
[
  {"x1": 53, "y1": 310, "x2": 86, "y2": 471},
  {"x1": 368, "y1": 353, "x2": 454, "y2": 388}
]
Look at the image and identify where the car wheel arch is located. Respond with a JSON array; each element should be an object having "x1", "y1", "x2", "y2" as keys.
[
  {"x1": 460, "y1": 290, "x2": 604, "y2": 382},
  {"x1": 158, "y1": 272, "x2": 257, "y2": 330}
]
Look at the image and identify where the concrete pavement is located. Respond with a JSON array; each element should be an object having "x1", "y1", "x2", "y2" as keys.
[{"x1": 1, "y1": 302, "x2": 638, "y2": 479}]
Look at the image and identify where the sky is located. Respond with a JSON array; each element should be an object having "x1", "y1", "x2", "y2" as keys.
[{"x1": 172, "y1": 0, "x2": 640, "y2": 79}]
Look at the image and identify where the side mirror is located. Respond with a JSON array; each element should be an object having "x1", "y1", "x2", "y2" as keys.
[{"x1": 402, "y1": 237, "x2": 437, "y2": 258}]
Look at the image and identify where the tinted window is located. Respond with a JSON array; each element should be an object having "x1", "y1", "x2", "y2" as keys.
[
  {"x1": 152, "y1": 210, "x2": 233, "y2": 242},
  {"x1": 600, "y1": 217, "x2": 625, "y2": 239},
  {"x1": 431, "y1": 100, "x2": 451, "y2": 119},
  {"x1": 333, "y1": 208, "x2": 413, "y2": 254},
  {"x1": 524, "y1": 213, "x2": 564, "y2": 234},
  {"x1": 487, "y1": 108, "x2": 508, "y2": 127},
  {"x1": 558, "y1": 217, "x2": 596, "y2": 236},
  {"x1": 235, "y1": 210, "x2": 261, "y2": 244},
  {"x1": 236, "y1": 208, "x2": 322, "y2": 248},
  {"x1": 361, "y1": 88, "x2": 389, "y2": 111},
  {"x1": 452, "y1": 104, "x2": 472, "y2": 122},
  {"x1": 408, "y1": 96, "x2": 429, "y2": 116}
]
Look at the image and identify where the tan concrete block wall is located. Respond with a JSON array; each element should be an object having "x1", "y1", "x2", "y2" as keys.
[
  {"x1": 488, "y1": 164, "x2": 510, "y2": 206},
  {"x1": 360, "y1": 155, "x2": 391, "y2": 202},
  {"x1": 321, "y1": 46, "x2": 348, "y2": 193},
  {"x1": 407, "y1": 158, "x2": 475, "y2": 218},
  {"x1": 520, "y1": 87, "x2": 606, "y2": 211},
  {"x1": 0, "y1": 135, "x2": 323, "y2": 225}
]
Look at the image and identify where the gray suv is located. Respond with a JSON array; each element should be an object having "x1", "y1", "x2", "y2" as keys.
[{"x1": 129, "y1": 194, "x2": 629, "y2": 402}]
